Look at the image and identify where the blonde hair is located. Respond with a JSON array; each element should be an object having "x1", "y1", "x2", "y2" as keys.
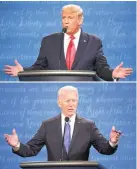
[{"x1": 62, "y1": 4, "x2": 84, "y2": 19}]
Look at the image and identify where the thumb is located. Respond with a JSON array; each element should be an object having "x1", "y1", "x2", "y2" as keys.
[
  {"x1": 14, "y1": 60, "x2": 20, "y2": 66},
  {"x1": 12, "y1": 128, "x2": 16, "y2": 135},
  {"x1": 111, "y1": 126, "x2": 115, "y2": 132},
  {"x1": 117, "y1": 62, "x2": 123, "y2": 69}
]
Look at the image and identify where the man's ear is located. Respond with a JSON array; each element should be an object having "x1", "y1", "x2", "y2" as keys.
[
  {"x1": 78, "y1": 16, "x2": 84, "y2": 26},
  {"x1": 57, "y1": 99, "x2": 61, "y2": 108}
]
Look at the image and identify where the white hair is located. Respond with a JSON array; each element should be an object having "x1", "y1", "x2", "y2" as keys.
[{"x1": 58, "y1": 85, "x2": 78, "y2": 99}]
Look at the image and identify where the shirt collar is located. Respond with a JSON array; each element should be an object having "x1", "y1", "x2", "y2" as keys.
[
  {"x1": 61, "y1": 113, "x2": 76, "y2": 123},
  {"x1": 64, "y1": 29, "x2": 81, "y2": 40}
]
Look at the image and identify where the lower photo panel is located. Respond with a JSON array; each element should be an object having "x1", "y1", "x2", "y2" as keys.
[{"x1": 0, "y1": 82, "x2": 136, "y2": 169}]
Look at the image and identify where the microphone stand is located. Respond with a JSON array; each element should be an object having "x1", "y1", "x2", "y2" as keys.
[
  {"x1": 60, "y1": 116, "x2": 69, "y2": 161},
  {"x1": 61, "y1": 123, "x2": 66, "y2": 161},
  {"x1": 59, "y1": 28, "x2": 67, "y2": 70}
]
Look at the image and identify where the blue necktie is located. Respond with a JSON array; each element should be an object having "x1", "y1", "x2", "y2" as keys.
[{"x1": 64, "y1": 122, "x2": 71, "y2": 153}]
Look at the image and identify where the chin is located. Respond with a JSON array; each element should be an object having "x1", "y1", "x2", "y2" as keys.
[
  {"x1": 66, "y1": 30, "x2": 73, "y2": 35},
  {"x1": 68, "y1": 112, "x2": 75, "y2": 117}
]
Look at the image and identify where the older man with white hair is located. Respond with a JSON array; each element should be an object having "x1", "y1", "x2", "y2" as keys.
[{"x1": 4, "y1": 85, "x2": 122, "y2": 161}]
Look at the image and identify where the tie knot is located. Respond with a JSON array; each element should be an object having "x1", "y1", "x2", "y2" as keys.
[
  {"x1": 66, "y1": 121, "x2": 70, "y2": 125},
  {"x1": 70, "y1": 35, "x2": 75, "y2": 40}
]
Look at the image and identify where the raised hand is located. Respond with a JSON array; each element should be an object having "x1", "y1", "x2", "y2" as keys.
[
  {"x1": 4, "y1": 129, "x2": 19, "y2": 147},
  {"x1": 110, "y1": 126, "x2": 122, "y2": 144},
  {"x1": 4, "y1": 60, "x2": 24, "y2": 77},
  {"x1": 112, "y1": 62, "x2": 133, "y2": 79}
]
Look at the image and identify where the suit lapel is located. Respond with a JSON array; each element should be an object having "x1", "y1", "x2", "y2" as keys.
[
  {"x1": 56, "y1": 114, "x2": 69, "y2": 159},
  {"x1": 69, "y1": 115, "x2": 82, "y2": 153},
  {"x1": 54, "y1": 114, "x2": 62, "y2": 150},
  {"x1": 71, "y1": 31, "x2": 89, "y2": 69},
  {"x1": 59, "y1": 33, "x2": 67, "y2": 70}
]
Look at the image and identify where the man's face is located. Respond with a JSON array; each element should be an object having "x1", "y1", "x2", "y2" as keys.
[
  {"x1": 62, "y1": 10, "x2": 83, "y2": 35},
  {"x1": 58, "y1": 90, "x2": 78, "y2": 117}
]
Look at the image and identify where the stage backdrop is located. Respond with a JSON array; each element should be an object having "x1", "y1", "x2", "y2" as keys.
[
  {"x1": 0, "y1": 1, "x2": 136, "y2": 81},
  {"x1": 0, "y1": 83, "x2": 136, "y2": 169}
]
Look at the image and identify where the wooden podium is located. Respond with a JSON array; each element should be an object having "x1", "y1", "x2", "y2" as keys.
[
  {"x1": 20, "y1": 161, "x2": 107, "y2": 169},
  {"x1": 18, "y1": 70, "x2": 101, "y2": 81}
]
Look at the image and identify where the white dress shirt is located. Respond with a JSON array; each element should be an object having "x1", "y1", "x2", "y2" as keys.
[
  {"x1": 61, "y1": 113, "x2": 76, "y2": 139},
  {"x1": 64, "y1": 29, "x2": 81, "y2": 58}
]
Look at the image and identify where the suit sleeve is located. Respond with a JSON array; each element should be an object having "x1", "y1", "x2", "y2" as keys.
[
  {"x1": 90, "y1": 122, "x2": 117, "y2": 155},
  {"x1": 13, "y1": 122, "x2": 46, "y2": 157},
  {"x1": 24, "y1": 38, "x2": 48, "y2": 70},
  {"x1": 95, "y1": 39, "x2": 113, "y2": 81}
]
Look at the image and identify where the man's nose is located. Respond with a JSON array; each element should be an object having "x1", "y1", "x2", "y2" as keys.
[
  {"x1": 68, "y1": 101, "x2": 74, "y2": 106},
  {"x1": 64, "y1": 18, "x2": 69, "y2": 24}
]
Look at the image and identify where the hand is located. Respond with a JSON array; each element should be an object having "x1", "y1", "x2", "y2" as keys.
[
  {"x1": 4, "y1": 129, "x2": 19, "y2": 147},
  {"x1": 110, "y1": 126, "x2": 122, "y2": 144},
  {"x1": 112, "y1": 62, "x2": 133, "y2": 79},
  {"x1": 4, "y1": 60, "x2": 24, "y2": 77}
]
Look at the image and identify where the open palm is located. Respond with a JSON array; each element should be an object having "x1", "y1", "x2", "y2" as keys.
[
  {"x1": 112, "y1": 62, "x2": 133, "y2": 79},
  {"x1": 4, "y1": 60, "x2": 23, "y2": 77},
  {"x1": 4, "y1": 129, "x2": 19, "y2": 147}
]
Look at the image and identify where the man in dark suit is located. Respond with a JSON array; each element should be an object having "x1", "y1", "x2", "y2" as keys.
[
  {"x1": 4, "y1": 86, "x2": 122, "y2": 161},
  {"x1": 4, "y1": 4, "x2": 132, "y2": 81}
]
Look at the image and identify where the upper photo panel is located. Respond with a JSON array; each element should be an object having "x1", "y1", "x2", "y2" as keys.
[{"x1": 0, "y1": 1, "x2": 135, "y2": 81}]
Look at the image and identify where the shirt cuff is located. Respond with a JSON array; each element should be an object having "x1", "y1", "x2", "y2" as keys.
[
  {"x1": 113, "y1": 78, "x2": 117, "y2": 82},
  {"x1": 12, "y1": 142, "x2": 20, "y2": 151},
  {"x1": 109, "y1": 141, "x2": 118, "y2": 147}
]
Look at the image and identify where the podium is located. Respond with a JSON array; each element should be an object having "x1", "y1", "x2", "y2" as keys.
[
  {"x1": 20, "y1": 161, "x2": 107, "y2": 169},
  {"x1": 18, "y1": 70, "x2": 100, "y2": 81}
]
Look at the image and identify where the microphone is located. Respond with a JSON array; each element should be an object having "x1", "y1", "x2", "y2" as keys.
[
  {"x1": 65, "y1": 116, "x2": 69, "y2": 122},
  {"x1": 60, "y1": 116, "x2": 69, "y2": 161},
  {"x1": 62, "y1": 27, "x2": 67, "y2": 34},
  {"x1": 59, "y1": 27, "x2": 67, "y2": 70}
]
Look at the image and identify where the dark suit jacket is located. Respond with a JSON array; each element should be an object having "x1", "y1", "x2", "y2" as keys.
[
  {"x1": 28, "y1": 30, "x2": 113, "y2": 81},
  {"x1": 13, "y1": 115, "x2": 117, "y2": 161}
]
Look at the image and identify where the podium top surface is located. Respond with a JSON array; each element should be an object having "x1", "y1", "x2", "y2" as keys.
[
  {"x1": 18, "y1": 70, "x2": 96, "y2": 77},
  {"x1": 20, "y1": 161, "x2": 98, "y2": 167}
]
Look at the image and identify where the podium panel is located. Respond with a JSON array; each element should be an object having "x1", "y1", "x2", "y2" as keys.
[
  {"x1": 18, "y1": 70, "x2": 99, "y2": 81},
  {"x1": 20, "y1": 161, "x2": 107, "y2": 169}
]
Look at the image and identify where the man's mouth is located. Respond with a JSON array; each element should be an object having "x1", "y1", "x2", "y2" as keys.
[{"x1": 68, "y1": 109, "x2": 73, "y2": 111}]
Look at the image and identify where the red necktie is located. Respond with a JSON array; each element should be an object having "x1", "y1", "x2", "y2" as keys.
[{"x1": 66, "y1": 35, "x2": 76, "y2": 70}]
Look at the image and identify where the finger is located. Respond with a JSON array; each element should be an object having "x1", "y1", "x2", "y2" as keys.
[
  {"x1": 14, "y1": 60, "x2": 20, "y2": 66},
  {"x1": 117, "y1": 62, "x2": 124, "y2": 69},
  {"x1": 11, "y1": 74, "x2": 17, "y2": 77},
  {"x1": 119, "y1": 72, "x2": 132, "y2": 78},
  {"x1": 115, "y1": 130, "x2": 123, "y2": 136},
  {"x1": 117, "y1": 75, "x2": 126, "y2": 78},
  {"x1": 121, "y1": 68, "x2": 133, "y2": 72},
  {"x1": 112, "y1": 126, "x2": 115, "y2": 131},
  {"x1": 124, "y1": 72, "x2": 133, "y2": 75},
  {"x1": 116, "y1": 132, "x2": 120, "y2": 136},
  {"x1": 119, "y1": 74, "x2": 130, "y2": 78},
  {"x1": 4, "y1": 134, "x2": 9, "y2": 139},
  {"x1": 4, "y1": 70, "x2": 12, "y2": 73},
  {"x1": 4, "y1": 65, "x2": 13, "y2": 69},
  {"x1": 124, "y1": 70, "x2": 133, "y2": 74},
  {"x1": 4, "y1": 69, "x2": 12, "y2": 72},
  {"x1": 4, "y1": 72, "x2": 13, "y2": 75},
  {"x1": 12, "y1": 128, "x2": 16, "y2": 135},
  {"x1": 5, "y1": 136, "x2": 10, "y2": 142},
  {"x1": 122, "y1": 72, "x2": 133, "y2": 75},
  {"x1": 117, "y1": 130, "x2": 122, "y2": 133}
]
